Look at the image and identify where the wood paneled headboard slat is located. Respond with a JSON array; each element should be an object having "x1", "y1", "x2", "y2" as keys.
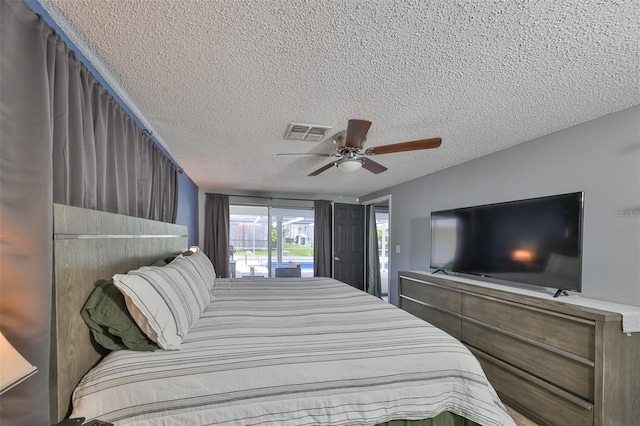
[{"x1": 50, "y1": 204, "x2": 188, "y2": 422}]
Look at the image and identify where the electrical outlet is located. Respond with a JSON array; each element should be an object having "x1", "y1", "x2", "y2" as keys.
[{"x1": 395, "y1": 245, "x2": 401, "y2": 254}]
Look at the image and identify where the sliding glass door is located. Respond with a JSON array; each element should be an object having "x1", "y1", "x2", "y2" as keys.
[
  {"x1": 271, "y1": 207, "x2": 314, "y2": 277},
  {"x1": 229, "y1": 204, "x2": 314, "y2": 277},
  {"x1": 229, "y1": 205, "x2": 270, "y2": 277}
]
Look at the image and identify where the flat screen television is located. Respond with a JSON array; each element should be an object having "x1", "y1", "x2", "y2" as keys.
[{"x1": 430, "y1": 192, "x2": 584, "y2": 296}]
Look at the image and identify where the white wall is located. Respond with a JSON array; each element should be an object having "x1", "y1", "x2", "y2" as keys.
[{"x1": 364, "y1": 105, "x2": 640, "y2": 306}]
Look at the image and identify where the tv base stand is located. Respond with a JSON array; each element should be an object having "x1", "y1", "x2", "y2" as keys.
[{"x1": 553, "y1": 289, "x2": 569, "y2": 297}]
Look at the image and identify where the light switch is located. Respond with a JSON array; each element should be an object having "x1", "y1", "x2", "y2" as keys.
[{"x1": 395, "y1": 245, "x2": 401, "y2": 254}]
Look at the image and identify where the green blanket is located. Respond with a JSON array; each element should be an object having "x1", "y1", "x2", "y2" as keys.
[{"x1": 81, "y1": 280, "x2": 158, "y2": 351}]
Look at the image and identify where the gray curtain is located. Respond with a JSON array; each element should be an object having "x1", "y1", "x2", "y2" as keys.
[
  {"x1": 367, "y1": 205, "x2": 382, "y2": 298},
  {"x1": 204, "y1": 193, "x2": 230, "y2": 277},
  {"x1": 314, "y1": 200, "x2": 332, "y2": 277},
  {"x1": 1, "y1": 3, "x2": 180, "y2": 423},
  {"x1": 0, "y1": 1, "x2": 53, "y2": 423},
  {"x1": 50, "y1": 41, "x2": 177, "y2": 223}
]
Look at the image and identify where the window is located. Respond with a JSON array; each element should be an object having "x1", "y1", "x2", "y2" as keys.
[{"x1": 229, "y1": 204, "x2": 314, "y2": 277}]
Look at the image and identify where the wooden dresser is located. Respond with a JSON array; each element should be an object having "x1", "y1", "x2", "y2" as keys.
[{"x1": 398, "y1": 271, "x2": 640, "y2": 426}]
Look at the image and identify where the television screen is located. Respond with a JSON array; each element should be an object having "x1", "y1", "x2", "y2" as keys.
[{"x1": 430, "y1": 192, "x2": 584, "y2": 293}]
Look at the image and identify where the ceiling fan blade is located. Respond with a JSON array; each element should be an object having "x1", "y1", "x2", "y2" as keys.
[
  {"x1": 331, "y1": 130, "x2": 347, "y2": 148},
  {"x1": 367, "y1": 137, "x2": 442, "y2": 156},
  {"x1": 345, "y1": 119, "x2": 372, "y2": 149},
  {"x1": 361, "y1": 158, "x2": 388, "y2": 174},
  {"x1": 308, "y1": 162, "x2": 335, "y2": 176},
  {"x1": 276, "y1": 153, "x2": 332, "y2": 157}
]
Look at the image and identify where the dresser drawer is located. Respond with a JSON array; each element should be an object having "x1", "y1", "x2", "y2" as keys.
[
  {"x1": 471, "y1": 347, "x2": 594, "y2": 426},
  {"x1": 463, "y1": 293, "x2": 595, "y2": 360},
  {"x1": 400, "y1": 278, "x2": 461, "y2": 313},
  {"x1": 462, "y1": 318, "x2": 594, "y2": 401},
  {"x1": 400, "y1": 296, "x2": 461, "y2": 339}
]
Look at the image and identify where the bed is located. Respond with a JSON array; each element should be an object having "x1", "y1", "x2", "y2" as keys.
[{"x1": 51, "y1": 204, "x2": 515, "y2": 426}]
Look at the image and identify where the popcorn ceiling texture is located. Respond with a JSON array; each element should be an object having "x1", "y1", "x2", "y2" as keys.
[{"x1": 39, "y1": 0, "x2": 640, "y2": 197}]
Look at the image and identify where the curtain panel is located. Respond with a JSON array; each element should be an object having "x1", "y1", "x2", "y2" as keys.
[
  {"x1": 1, "y1": 2, "x2": 54, "y2": 423},
  {"x1": 204, "y1": 193, "x2": 230, "y2": 278},
  {"x1": 1, "y1": 3, "x2": 180, "y2": 422},
  {"x1": 48, "y1": 20, "x2": 177, "y2": 222},
  {"x1": 50, "y1": 46, "x2": 177, "y2": 223},
  {"x1": 314, "y1": 200, "x2": 332, "y2": 277}
]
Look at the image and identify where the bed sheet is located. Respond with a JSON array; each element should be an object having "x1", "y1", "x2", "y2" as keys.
[{"x1": 71, "y1": 277, "x2": 515, "y2": 426}]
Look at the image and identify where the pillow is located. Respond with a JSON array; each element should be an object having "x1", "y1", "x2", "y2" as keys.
[
  {"x1": 150, "y1": 258, "x2": 168, "y2": 267},
  {"x1": 113, "y1": 257, "x2": 211, "y2": 350},
  {"x1": 182, "y1": 249, "x2": 216, "y2": 290},
  {"x1": 169, "y1": 255, "x2": 213, "y2": 302},
  {"x1": 80, "y1": 280, "x2": 159, "y2": 351}
]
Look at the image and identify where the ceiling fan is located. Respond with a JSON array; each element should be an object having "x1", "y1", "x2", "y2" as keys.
[{"x1": 277, "y1": 119, "x2": 441, "y2": 176}]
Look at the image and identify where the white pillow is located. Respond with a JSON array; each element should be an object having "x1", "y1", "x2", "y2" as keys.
[
  {"x1": 113, "y1": 258, "x2": 210, "y2": 350},
  {"x1": 183, "y1": 249, "x2": 216, "y2": 291},
  {"x1": 170, "y1": 255, "x2": 213, "y2": 304}
]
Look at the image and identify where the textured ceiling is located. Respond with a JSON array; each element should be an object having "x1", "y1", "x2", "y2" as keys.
[{"x1": 38, "y1": 0, "x2": 640, "y2": 198}]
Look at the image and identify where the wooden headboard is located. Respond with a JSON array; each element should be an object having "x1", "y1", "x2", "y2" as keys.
[{"x1": 50, "y1": 204, "x2": 188, "y2": 422}]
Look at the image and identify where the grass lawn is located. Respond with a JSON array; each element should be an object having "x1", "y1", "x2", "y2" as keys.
[{"x1": 236, "y1": 243, "x2": 313, "y2": 257}]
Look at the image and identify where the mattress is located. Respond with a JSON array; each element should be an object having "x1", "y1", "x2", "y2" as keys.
[{"x1": 71, "y1": 277, "x2": 515, "y2": 425}]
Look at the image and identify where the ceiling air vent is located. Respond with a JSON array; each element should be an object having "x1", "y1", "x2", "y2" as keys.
[{"x1": 284, "y1": 123, "x2": 332, "y2": 141}]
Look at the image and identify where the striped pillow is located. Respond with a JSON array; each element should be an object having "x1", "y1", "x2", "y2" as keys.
[
  {"x1": 182, "y1": 249, "x2": 216, "y2": 291},
  {"x1": 113, "y1": 257, "x2": 211, "y2": 350}
]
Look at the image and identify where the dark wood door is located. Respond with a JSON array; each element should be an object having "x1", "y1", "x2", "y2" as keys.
[{"x1": 333, "y1": 203, "x2": 365, "y2": 290}]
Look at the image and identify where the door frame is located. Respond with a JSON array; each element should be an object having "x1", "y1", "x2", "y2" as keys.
[{"x1": 362, "y1": 194, "x2": 392, "y2": 296}]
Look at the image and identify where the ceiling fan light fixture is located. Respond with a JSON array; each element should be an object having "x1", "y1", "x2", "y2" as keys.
[{"x1": 338, "y1": 158, "x2": 363, "y2": 173}]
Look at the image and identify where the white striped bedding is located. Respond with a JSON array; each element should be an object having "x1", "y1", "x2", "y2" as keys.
[{"x1": 71, "y1": 278, "x2": 515, "y2": 426}]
